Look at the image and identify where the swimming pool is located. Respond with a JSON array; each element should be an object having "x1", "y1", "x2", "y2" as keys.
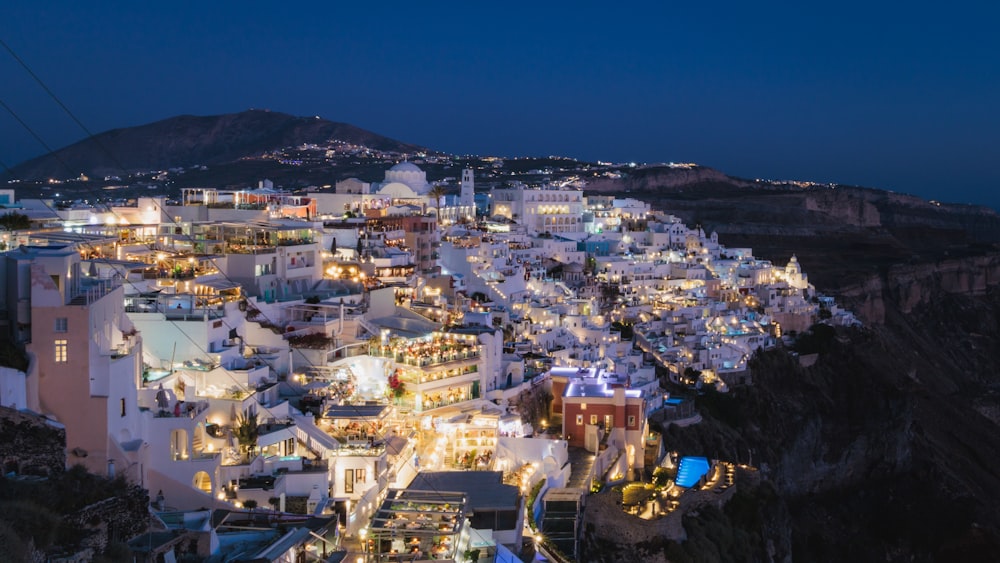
[{"x1": 675, "y1": 456, "x2": 710, "y2": 488}]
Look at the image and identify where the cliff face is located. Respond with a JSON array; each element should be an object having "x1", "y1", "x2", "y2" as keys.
[
  {"x1": 585, "y1": 165, "x2": 750, "y2": 193},
  {"x1": 616, "y1": 288, "x2": 1000, "y2": 562},
  {"x1": 579, "y1": 175, "x2": 1000, "y2": 561},
  {"x1": 802, "y1": 190, "x2": 882, "y2": 227},
  {"x1": 839, "y1": 253, "x2": 1000, "y2": 324}
]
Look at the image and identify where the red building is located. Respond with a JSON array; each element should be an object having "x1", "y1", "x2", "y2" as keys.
[{"x1": 558, "y1": 368, "x2": 648, "y2": 470}]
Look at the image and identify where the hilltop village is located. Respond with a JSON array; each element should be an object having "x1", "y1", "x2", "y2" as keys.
[{"x1": 0, "y1": 161, "x2": 857, "y2": 562}]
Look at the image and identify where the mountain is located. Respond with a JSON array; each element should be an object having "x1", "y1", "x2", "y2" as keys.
[{"x1": 7, "y1": 109, "x2": 424, "y2": 180}]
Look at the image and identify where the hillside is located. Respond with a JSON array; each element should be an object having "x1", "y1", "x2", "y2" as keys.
[
  {"x1": 587, "y1": 166, "x2": 1000, "y2": 290},
  {"x1": 7, "y1": 109, "x2": 424, "y2": 181},
  {"x1": 581, "y1": 169, "x2": 1000, "y2": 562}
]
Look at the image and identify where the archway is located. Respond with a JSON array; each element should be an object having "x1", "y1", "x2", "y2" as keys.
[{"x1": 193, "y1": 471, "x2": 212, "y2": 494}]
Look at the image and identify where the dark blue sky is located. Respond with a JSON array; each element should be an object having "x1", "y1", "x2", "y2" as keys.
[{"x1": 2, "y1": 2, "x2": 999, "y2": 207}]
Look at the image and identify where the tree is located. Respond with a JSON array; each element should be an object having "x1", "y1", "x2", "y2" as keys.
[
  {"x1": 233, "y1": 412, "x2": 260, "y2": 458},
  {"x1": 429, "y1": 184, "x2": 447, "y2": 218},
  {"x1": 0, "y1": 212, "x2": 30, "y2": 231}
]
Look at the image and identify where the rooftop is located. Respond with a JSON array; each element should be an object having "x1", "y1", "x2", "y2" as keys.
[{"x1": 408, "y1": 471, "x2": 519, "y2": 511}]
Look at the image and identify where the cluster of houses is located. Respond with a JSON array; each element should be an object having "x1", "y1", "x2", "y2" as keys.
[{"x1": 0, "y1": 163, "x2": 854, "y2": 562}]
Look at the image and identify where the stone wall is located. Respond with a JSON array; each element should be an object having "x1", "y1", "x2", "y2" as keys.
[
  {"x1": 0, "y1": 405, "x2": 65, "y2": 476},
  {"x1": 62, "y1": 486, "x2": 150, "y2": 555},
  {"x1": 580, "y1": 484, "x2": 737, "y2": 563}
]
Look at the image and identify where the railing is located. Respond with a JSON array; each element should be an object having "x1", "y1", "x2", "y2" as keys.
[
  {"x1": 107, "y1": 340, "x2": 137, "y2": 359},
  {"x1": 370, "y1": 349, "x2": 480, "y2": 367},
  {"x1": 225, "y1": 244, "x2": 277, "y2": 255},
  {"x1": 71, "y1": 278, "x2": 121, "y2": 305},
  {"x1": 275, "y1": 238, "x2": 315, "y2": 247},
  {"x1": 150, "y1": 400, "x2": 210, "y2": 419}
]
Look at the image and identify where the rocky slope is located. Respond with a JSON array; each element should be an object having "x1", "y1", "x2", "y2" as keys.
[
  {"x1": 579, "y1": 172, "x2": 1000, "y2": 562},
  {"x1": 0, "y1": 409, "x2": 150, "y2": 561}
]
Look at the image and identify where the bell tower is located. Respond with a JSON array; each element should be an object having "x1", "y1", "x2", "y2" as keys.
[{"x1": 460, "y1": 168, "x2": 474, "y2": 208}]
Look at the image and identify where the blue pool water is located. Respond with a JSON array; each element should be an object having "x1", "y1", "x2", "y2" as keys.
[
  {"x1": 665, "y1": 397, "x2": 684, "y2": 406},
  {"x1": 676, "y1": 456, "x2": 710, "y2": 488}
]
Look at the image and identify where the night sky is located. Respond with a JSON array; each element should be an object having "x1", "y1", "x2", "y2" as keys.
[{"x1": 2, "y1": 2, "x2": 999, "y2": 207}]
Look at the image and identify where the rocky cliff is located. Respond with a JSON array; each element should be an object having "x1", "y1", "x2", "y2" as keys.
[
  {"x1": 839, "y1": 253, "x2": 1000, "y2": 324},
  {"x1": 580, "y1": 174, "x2": 1000, "y2": 562},
  {"x1": 0, "y1": 409, "x2": 150, "y2": 561}
]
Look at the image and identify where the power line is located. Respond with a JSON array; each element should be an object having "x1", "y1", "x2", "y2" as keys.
[
  {"x1": 0, "y1": 38, "x2": 484, "y2": 542},
  {"x1": 0, "y1": 97, "x2": 67, "y2": 161}
]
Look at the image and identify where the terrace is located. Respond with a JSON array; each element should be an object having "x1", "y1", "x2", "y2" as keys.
[
  {"x1": 368, "y1": 489, "x2": 467, "y2": 562},
  {"x1": 368, "y1": 333, "x2": 480, "y2": 369}
]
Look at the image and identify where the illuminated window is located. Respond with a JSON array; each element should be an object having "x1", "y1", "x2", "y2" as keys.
[
  {"x1": 575, "y1": 414, "x2": 583, "y2": 426},
  {"x1": 356, "y1": 468, "x2": 367, "y2": 483},
  {"x1": 54, "y1": 340, "x2": 67, "y2": 363},
  {"x1": 54, "y1": 318, "x2": 68, "y2": 332},
  {"x1": 590, "y1": 415, "x2": 598, "y2": 425},
  {"x1": 628, "y1": 415, "x2": 636, "y2": 427}
]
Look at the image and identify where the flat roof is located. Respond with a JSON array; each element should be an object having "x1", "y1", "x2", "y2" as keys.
[
  {"x1": 543, "y1": 487, "x2": 588, "y2": 502},
  {"x1": 323, "y1": 404, "x2": 388, "y2": 419},
  {"x1": 408, "y1": 471, "x2": 519, "y2": 511}
]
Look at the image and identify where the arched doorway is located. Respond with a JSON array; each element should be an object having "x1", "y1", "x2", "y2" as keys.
[{"x1": 193, "y1": 471, "x2": 212, "y2": 494}]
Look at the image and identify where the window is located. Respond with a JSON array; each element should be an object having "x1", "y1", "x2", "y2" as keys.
[
  {"x1": 344, "y1": 469, "x2": 354, "y2": 494},
  {"x1": 590, "y1": 414, "x2": 598, "y2": 425},
  {"x1": 356, "y1": 468, "x2": 367, "y2": 483},
  {"x1": 54, "y1": 318, "x2": 68, "y2": 332},
  {"x1": 576, "y1": 414, "x2": 583, "y2": 426},
  {"x1": 628, "y1": 415, "x2": 636, "y2": 427},
  {"x1": 120, "y1": 398, "x2": 126, "y2": 417},
  {"x1": 580, "y1": 402, "x2": 587, "y2": 411},
  {"x1": 54, "y1": 340, "x2": 67, "y2": 363}
]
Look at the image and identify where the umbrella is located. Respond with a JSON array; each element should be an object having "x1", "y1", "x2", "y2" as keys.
[
  {"x1": 304, "y1": 380, "x2": 330, "y2": 391},
  {"x1": 155, "y1": 384, "x2": 169, "y2": 410}
]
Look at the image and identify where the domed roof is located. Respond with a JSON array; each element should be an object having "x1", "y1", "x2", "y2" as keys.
[{"x1": 390, "y1": 161, "x2": 422, "y2": 173}]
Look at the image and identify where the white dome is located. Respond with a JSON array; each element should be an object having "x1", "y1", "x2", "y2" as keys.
[
  {"x1": 390, "y1": 161, "x2": 422, "y2": 173},
  {"x1": 384, "y1": 161, "x2": 429, "y2": 195}
]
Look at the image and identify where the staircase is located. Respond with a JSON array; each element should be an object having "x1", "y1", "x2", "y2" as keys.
[
  {"x1": 192, "y1": 429, "x2": 203, "y2": 454},
  {"x1": 566, "y1": 447, "x2": 595, "y2": 489}
]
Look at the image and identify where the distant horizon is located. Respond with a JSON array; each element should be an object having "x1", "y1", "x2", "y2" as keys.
[
  {"x1": 6, "y1": 107, "x2": 998, "y2": 213},
  {"x1": 2, "y1": 3, "x2": 998, "y2": 209}
]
